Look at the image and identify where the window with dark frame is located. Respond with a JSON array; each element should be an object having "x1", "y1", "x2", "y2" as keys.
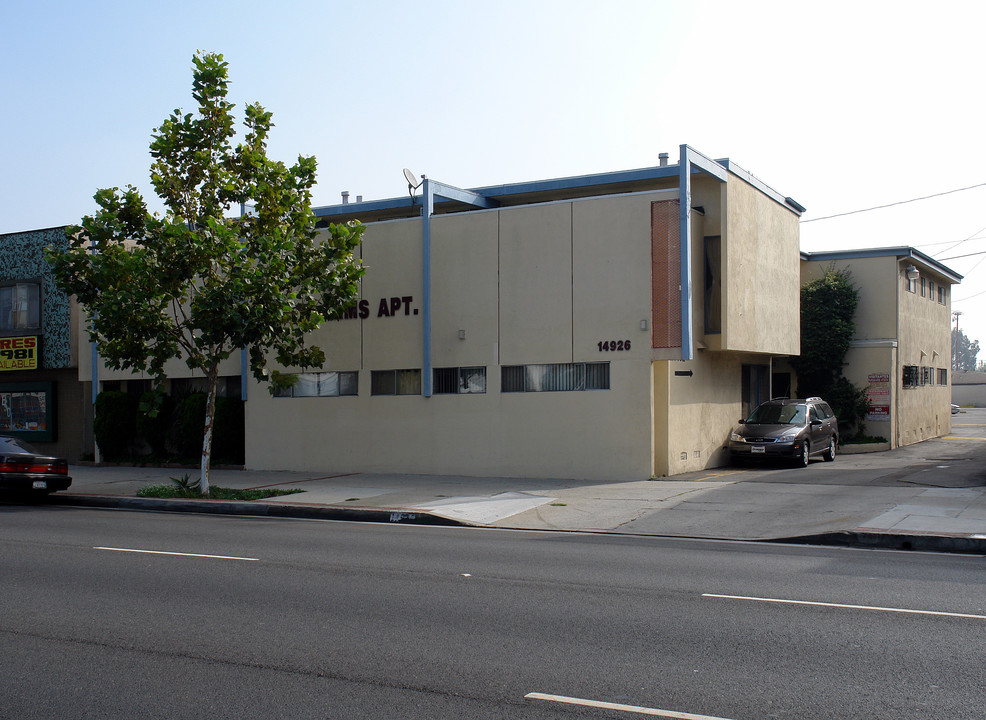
[
  {"x1": 902, "y1": 365, "x2": 919, "y2": 388},
  {"x1": 370, "y1": 369, "x2": 421, "y2": 396},
  {"x1": 0, "y1": 282, "x2": 41, "y2": 332},
  {"x1": 433, "y1": 367, "x2": 486, "y2": 394},
  {"x1": 938, "y1": 368, "x2": 948, "y2": 385},
  {"x1": 274, "y1": 371, "x2": 358, "y2": 397},
  {"x1": 501, "y1": 362, "x2": 610, "y2": 392}
]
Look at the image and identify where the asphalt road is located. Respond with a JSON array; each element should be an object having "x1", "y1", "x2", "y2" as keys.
[{"x1": 2, "y1": 506, "x2": 985, "y2": 719}]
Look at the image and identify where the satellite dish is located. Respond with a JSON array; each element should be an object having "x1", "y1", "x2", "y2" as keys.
[{"x1": 403, "y1": 168, "x2": 421, "y2": 202}]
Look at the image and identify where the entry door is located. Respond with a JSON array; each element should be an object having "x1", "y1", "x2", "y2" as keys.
[{"x1": 741, "y1": 364, "x2": 770, "y2": 419}]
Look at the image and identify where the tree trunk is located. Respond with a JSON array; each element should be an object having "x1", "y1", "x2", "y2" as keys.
[{"x1": 200, "y1": 364, "x2": 220, "y2": 494}]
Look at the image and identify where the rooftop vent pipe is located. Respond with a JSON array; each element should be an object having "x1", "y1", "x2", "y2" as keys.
[
  {"x1": 341, "y1": 191, "x2": 350, "y2": 204},
  {"x1": 659, "y1": 153, "x2": 670, "y2": 167}
]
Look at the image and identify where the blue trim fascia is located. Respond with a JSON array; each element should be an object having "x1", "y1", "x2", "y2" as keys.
[
  {"x1": 428, "y1": 179, "x2": 498, "y2": 208},
  {"x1": 803, "y1": 247, "x2": 963, "y2": 282},
  {"x1": 312, "y1": 158, "x2": 732, "y2": 220},
  {"x1": 313, "y1": 196, "x2": 418, "y2": 218},
  {"x1": 470, "y1": 165, "x2": 683, "y2": 198},
  {"x1": 716, "y1": 158, "x2": 805, "y2": 216}
]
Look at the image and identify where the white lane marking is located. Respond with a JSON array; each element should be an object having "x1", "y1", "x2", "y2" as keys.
[
  {"x1": 94, "y1": 547, "x2": 259, "y2": 561},
  {"x1": 703, "y1": 593, "x2": 986, "y2": 620},
  {"x1": 524, "y1": 693, "x2": 736, "y2": 719}
]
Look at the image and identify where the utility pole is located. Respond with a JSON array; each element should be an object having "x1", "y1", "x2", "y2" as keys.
[{"x1": 952, "y1": 311, "x2": 963, "y2": 371}]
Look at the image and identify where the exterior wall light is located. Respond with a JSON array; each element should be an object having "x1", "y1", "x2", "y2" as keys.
[{"x1": 905, "y1": 265, "x2": 920, "y2": 281}]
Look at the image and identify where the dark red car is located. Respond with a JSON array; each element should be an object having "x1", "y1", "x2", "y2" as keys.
[{"x1": 0, "y1": 435, "x2": 72, "y2": 494}]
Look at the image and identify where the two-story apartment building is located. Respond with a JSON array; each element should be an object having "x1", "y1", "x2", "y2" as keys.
[
  {"x1": 800, "y1": 248, "x2": 961, "y2": 448},
  {"x1": 235, "y1": 145, "x2": 804, "y2": 479}
]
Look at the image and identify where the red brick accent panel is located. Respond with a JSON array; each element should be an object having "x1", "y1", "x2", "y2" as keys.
[{"x1": 651, "y1": 200, "x2": 681, "y2": 348}]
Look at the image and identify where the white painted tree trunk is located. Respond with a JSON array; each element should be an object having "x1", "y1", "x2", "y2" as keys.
[{"x1": 199, "y1": 365, "x2": 219, "y2": 494}]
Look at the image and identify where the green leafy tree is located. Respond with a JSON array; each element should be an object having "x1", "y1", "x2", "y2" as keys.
[
  {"x1": 952, "y1": 328, "x2": 980, "y2": 371},
  {"x1": 47, "y1": 52, "x2": 364, "y2": 492},
  {"x1": 792, "y1": 265, "x2": 870, "y2": 433}
]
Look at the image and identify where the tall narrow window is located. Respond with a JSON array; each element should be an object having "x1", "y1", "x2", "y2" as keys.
[{"x1": 703, "y1": 236, "x2": 722, "y2": 334}]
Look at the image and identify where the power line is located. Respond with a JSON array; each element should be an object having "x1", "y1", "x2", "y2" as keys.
[
  {"x1": 800, "y1": 181, "x2": 986, "y2": 223},
  {"x1": 938, "y1": 250, "x2": 986, "y2": 261}
]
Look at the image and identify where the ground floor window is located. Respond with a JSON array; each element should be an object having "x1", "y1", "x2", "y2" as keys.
[
  {"x1": 501, "y1": 362, "x2": 609, "y2": 392},
  {"x1": 902, "y1": 365, "x2": 919, "y2": 387},
  {"x1": 371, "y1": 369, "x2": 421, "y2": 396},
  {"x1": 0, "y1": 381, "x2": 55, "y2": 441},
  {"x1": 938, "y1": 368, "x2": 948, "y2": 385},
  {"x1": 274, "y1": 371, "x2": 358, "y2": 397},
  {"x1": 434, "y1": 367, "x2": 486, "y2": 394}
]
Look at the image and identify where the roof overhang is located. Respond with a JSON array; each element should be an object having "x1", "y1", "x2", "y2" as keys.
[{"x1": 802, "y1": 247, "x2": 963, "y2": 284}]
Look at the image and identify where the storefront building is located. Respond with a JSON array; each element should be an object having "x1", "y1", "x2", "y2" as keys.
[
  {"x1": 800, "y1": 248, "x2": 961, "y2": 448},
  {"x1": 0, "y1": 227, "x2": 85, "y2": 460}
]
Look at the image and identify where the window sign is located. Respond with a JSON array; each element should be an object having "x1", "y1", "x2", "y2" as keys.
[
  {"x1": 0, "y1": 336, "x2": 39, "y2": 371},
  {"x1": 0, "y1": 381, "x2": 55, "y2": 441}
]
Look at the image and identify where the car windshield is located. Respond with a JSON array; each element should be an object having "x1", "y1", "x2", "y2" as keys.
[{"x1": 747, "y1": 404, "x2": 806, "y2": 425}]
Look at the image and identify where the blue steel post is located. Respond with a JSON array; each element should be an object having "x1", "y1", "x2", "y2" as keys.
[
  {"x1": 240, "y1": 348, "x2": 248, "y2": 401},
  {"x1": 422, "y1": 178, "x2": 434, "y2": 397},
  {"x1": 678, "y1": 145, "x2": 694, "y2": 362}
]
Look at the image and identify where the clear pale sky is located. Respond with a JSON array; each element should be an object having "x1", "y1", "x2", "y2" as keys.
[{"x1": 3, "y1": 0, "x2": 984, "y2": 350}]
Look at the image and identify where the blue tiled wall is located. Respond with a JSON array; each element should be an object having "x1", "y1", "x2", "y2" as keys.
[{"x1": 0, "y1": 228, "x2": 72, "y2": 369}]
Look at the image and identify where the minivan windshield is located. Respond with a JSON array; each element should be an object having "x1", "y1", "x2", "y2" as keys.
[{"x1": 747, "y1": 403, "x2": 806, "y2": 425}]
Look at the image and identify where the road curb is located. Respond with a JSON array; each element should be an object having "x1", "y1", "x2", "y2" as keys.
[
  {"x1": 770, "y1": 531, "x2": 986, "y2": 555},
  {"x1": 48, "y1": 494, "x2": 468, "y2": 527}
]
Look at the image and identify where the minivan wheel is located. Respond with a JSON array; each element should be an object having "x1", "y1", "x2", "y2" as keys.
[
  {"x1": 796, "y1": 443, "x2": 810, "y2": 468},
  {"x1": 823, "y1": 437, "x2": 836, "y2": 462}
]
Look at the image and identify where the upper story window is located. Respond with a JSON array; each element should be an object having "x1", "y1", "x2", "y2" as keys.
[
  {"x1": 920, "y1": 277, "x2": 927, "y2": 297},
  {"x1": 0, "y1": 282, "x2": 40, "y2": 332},
  {"x1": 938, "y1": 286, "x2": 947, "y2": 304}
]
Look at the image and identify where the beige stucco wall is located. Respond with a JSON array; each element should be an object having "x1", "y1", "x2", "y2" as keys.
[
  {"x1": 655, "y1": 351, "x2": 774, "y2": 476},
  {"x1": 800, "y1": 256, "x2": 898, "y2": 340},
  {"x1": 721, "y1": 176, "x2": 800, "y2": 355},
  {"x1": 800, "y1": 254, "x2": 954, "y2": 446},
  {"x1": 244, "y1": 191, "x2": 677, "y2": 480},
  {"x1": 897, "y1": 260, "x2": 953, "y2": 445}
]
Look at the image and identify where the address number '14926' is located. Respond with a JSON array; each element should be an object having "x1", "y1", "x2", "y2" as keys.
[{"x1": 598, "y1": 340, "x2": 630, "y2": 352}]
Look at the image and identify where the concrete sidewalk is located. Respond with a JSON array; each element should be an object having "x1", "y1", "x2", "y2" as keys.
[{"x1": 44, "y1": 416, "x2": 986, "y2": 553}]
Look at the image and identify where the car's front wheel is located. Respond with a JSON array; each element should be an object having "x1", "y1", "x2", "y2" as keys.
[
  {"x1": 823, "y1": 437, "x2": 836, "y2": 462},
  {"x1": 796, "y1": 442, "x2": 810, "y2": 468}
]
